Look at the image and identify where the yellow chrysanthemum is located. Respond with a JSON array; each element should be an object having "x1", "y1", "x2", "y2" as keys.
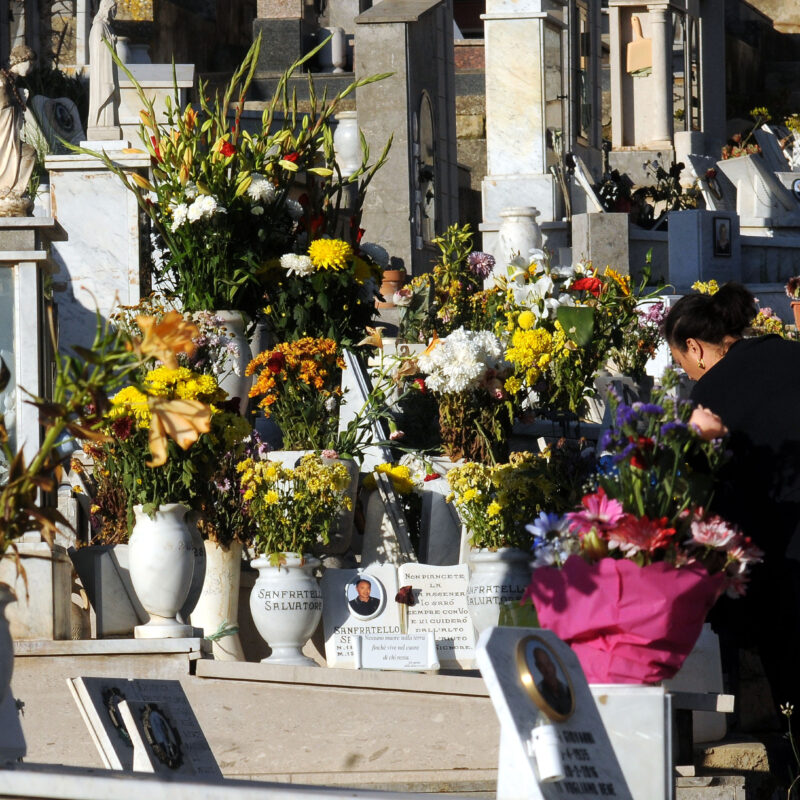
[
  {"x1": 308, "y1": 238, "x2": 353, "y2": 271},
  {"x1": 487, "y1": 501, "x2": 501, "y2": 517},
  {"x1": 517, "y1": 310, "x2": 535, "y2": 330}
]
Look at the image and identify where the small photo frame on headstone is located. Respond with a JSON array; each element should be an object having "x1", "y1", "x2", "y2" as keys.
[
  {"x1": 712, "y1": 216, "x2": 732, "y2": 257},
  {"x1": 346, "y1": 573, "x2": 386, "y2": 620},
  {"x1": 516, "y1": 634, "x2": 576, "y2": 723}
]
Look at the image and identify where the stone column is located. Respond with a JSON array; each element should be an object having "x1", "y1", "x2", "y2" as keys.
[
  {"x1": 75, "y1": 0, "x2": 90, "y2": 67},
  {"x1": 648, "y1": 3, "x2": 673, "y2": 148}
]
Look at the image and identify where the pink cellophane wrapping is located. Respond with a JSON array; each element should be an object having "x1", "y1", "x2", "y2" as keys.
[{"x1": 525, "y1": 555, "x2": 725, "y2": 684}]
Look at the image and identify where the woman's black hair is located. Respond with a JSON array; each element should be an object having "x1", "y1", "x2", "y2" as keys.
[{"x1": 663, "y1": 282, "x2": 757, "y2": 351}]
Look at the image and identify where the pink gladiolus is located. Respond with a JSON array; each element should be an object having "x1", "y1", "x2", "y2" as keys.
[{"x1": 567, "y1": 489, "x2": 625, "y2": 536}]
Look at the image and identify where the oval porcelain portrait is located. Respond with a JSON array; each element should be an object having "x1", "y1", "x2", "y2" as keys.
[
  {"x1": 346, "y1": 573, "x2": 385, "y2": 620},
  {"x1": 516, "y1": 635, "x2": 575, "y2": 722}
]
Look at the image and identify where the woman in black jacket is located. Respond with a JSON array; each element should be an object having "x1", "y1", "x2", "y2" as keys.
[{"x1": 665, "y1": 282, "x2": 800, "y2": 720}]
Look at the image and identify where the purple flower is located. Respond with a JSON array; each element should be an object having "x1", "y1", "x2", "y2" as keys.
[
  {"x1": 615, "y1": 403, "x2": 638, "y2": 428},
  {"x1": 467, "y1": 251, "x2": 495, "y2": 279},
  {"x1": 633, "y1": 402, "x2": 664, "y2": 416},
  {"x1": 638, "y1": 301, "x2": 665, "y2": 325},
  {"x1": 660, "y1": 420, "x2": 687, "y2": 436}
]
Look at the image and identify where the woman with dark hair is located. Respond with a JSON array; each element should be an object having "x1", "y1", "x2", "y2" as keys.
[{"x1": 664, "y1": 282, "x2": 800, "y2": 720}]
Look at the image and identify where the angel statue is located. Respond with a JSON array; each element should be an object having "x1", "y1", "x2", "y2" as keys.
[{"x1": 0, "y1": 44, "x2": 37, "y2": 216}]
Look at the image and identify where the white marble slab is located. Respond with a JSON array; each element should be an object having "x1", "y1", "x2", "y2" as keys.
[{"x1": 321, "y1": 565, "x2": 401, "y2": 668}]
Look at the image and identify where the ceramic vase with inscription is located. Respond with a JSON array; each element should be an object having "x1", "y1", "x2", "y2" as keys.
[
  {"x1": 190, "y1": 541, "x2": 245, "y2": 661},
  {"x1": 129, "y1": 503, "x2": 194, "y2": 639},
  {"x1": 250, "y1": 553, "x2": 322, "y2": 666},
  {"x1": 0, "y1": 585, "x2": 14, "y2": 704},
  {"x1": 466, "y1": 548, "x2": 531, "y2": 634},
  {"x1": 215, "y1": 310, "x2": 252, "y2": 416}
]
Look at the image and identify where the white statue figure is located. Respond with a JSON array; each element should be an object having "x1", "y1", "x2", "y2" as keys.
[
  {"x1": 88, "y1": 0, "x2": 121, "y2": 137},
  {"x1": 0, "y1": 45, "x2": 37, "y2": 216}
]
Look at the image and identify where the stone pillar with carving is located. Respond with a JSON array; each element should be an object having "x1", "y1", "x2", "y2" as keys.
[{"x1": 647, "y1": 3, "x2": 672, "y2": 149}]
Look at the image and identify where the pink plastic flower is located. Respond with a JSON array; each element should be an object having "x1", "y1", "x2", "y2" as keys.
[
  {"x1": 567, "y1": 489, "x2": 625, "y2": 536},
  {"x1": 607, "y1": 515, "x2": 676, "y2": 556}
]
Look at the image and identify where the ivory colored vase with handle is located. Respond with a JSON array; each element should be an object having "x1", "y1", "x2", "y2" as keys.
[
  {"x1": 466, "y1": 547, "x2": 531, "y2": 634},
  {"x1": 129, "y1": 503, "x2": 195, "y2": 639},
  {"x1": 250, "y1": 553, "x2": 322, "y2": 666}
]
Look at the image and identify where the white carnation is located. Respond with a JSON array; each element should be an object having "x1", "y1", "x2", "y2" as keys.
[
  {"x1": 171, "y1": 203, "x2": 189, "y2": 231},
  {"x1": 280, "y1": 253, "x2": 315, "y2": 277},
  {"x1": 187, "y1": 194, "x2": 223, "y2": 223},
  {"x1": 247, "y1": 173, "x2": 276, "y2": 204}
]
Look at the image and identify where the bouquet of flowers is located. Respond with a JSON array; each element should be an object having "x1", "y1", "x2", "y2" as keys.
[
  {"x1": 263, "y1": 237, "x2": 382, "y2": 347},
  {"x1": 237, "y1": 453, "x2": 351, "y2": 562},
  {"x1": 101, "y1": 365, "x2": 250, "y2": 527},
  {"x1": 417, "y1": 327, "x2": 514, "y2": 463},
  {"x1": 785, "y1": 276, "x2": 800, "y2": 301},
  {"x1": 523, "y1": 372, "x2": 763, "y2": 683},
  {"x1": 247, "y1": 337, "x2": 344, "y2": 451},
  {"x1": 82, "y1": 37, "x2": 391, "y2": 321},
  {"x1": 397, "y1": 224, "x2": 504, "y2": 342},
  {"x1": 447, "y1": 452, "x2": 556, "y2": 550}
]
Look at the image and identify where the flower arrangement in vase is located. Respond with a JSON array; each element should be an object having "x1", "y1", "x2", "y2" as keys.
[
  {"x1": 417, "y1": 327, "x2": 514, "y2": 464},
  {"x1": 239, "y1": 453, "x2": 351, "y2": 665},
  {"x1": 523, "y1": 371, "x2": 763, "y2": 683},
  {"x1": 78, "y1": 36, "x2": 391, "y2": 323}
]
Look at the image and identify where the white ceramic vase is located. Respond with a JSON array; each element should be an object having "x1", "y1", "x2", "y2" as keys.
[
  {"x1": 496, "y1": 206, "x2": 542, "y2": 269},
  {"x1": 250, "y1": 553, "x2": 322, "y2": 666},
  {"x1": 0, "y1": 586, "x2": 14, "y2": 704},
  {"x1": 466, "y1": 547, "x2": 532, "y2": 634},
  {"x1": 191, "y1": 540, "x2": 245, "y2": 661},
  {"x1": 318, "y1": 26, "x2": 347, "y2": 73},
  {"x1": 333, "y1": 111, "x2": 360, "y2": 178},
  {"x1": 215, "y1": 310, "x2": 252, "y2": 416},
  {"x1": 129, "y1": 503, "x2": 195, "y2": 639}
]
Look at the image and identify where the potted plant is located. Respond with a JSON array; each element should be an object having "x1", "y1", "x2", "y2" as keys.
[
  {"x1": 447, "y1": 452, "x2": 555, "y2": 633},
  {"x1": 523, "y1": 371, "x2": 762, "y2": 684},
  {"x1": 239, "y1": 453, "x2": 351, "y2": 665}
]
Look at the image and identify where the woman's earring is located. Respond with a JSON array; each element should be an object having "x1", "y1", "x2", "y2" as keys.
[{"x1": 697, "y1": 358, "x2": 705, "y2": 370}]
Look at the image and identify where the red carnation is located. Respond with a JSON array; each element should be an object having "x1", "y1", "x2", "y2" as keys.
[
  {"x1": 283, "y1": 152, "x2": 299, "y2": 163},
  {"x1": 572, "y1": 277, "x2": 603, "y2": 297},
  {"x1": 267, "y1": 351, "x2": 286, "y2": 374},
  {"x1": 413, "y1": 377, "x2": 427, "y2": 393},
  {"x1": 219, "y1": 141, "x2": 236, "y2": 158}
]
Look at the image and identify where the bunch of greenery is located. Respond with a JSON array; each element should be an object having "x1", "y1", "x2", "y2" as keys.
[{"x1": 79, "y1": 35, "x2": 391, "y2": 320}]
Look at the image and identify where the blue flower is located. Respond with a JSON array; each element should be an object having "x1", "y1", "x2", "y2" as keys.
[{"x1": 526, "y1": 511, "x2": 570, "y2": 545}]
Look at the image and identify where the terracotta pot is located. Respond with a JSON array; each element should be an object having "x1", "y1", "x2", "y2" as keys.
[
  {"x1": 376, "y1": 269, "x2": 407, "y2": 309},
  {"x1": 792, "y1": 301, "x2": 800, "y2": 329}
]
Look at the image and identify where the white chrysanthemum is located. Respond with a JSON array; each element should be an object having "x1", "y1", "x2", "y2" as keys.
[
  {"x1": 280, "y1": 253, "x2": 314, "y2": 277},
  {"x1": 171, "y1": 203, "x2": 189, "y2": 231},
  {"x1": 418, "y1": 327, "x2": 507, "y2": 394},
  {"x1": 247, "y1": 173, "x2": 276, "y2": 204},
  {"x1": 285, "y1": 198, "x2": 304, "y2": 221},
  {"x1": 184, "y1": 181, "x2": 199, "y2": 200},
  {"x1": 359, "y1": 242, "x2": 389, "y2": 269},
  {"x1": 187, "y1": 194, "x2": 221, "y2": 223}
]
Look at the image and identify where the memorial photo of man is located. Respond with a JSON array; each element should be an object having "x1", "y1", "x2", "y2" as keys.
[
  {"x1": 533, "y1": 646, "x2": 573, "y2": 716},
  {"x1": 349, "y1": 577, "x2": 380, "y2": 616}
]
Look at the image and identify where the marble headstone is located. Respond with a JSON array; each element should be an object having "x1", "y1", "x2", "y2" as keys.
[
  {"x1": 418, "y1": 476, "x2": 462, "y2": 566},
  {"x1": 397, "y1": 562, "x2": 476, "y2": 669},
  {"x1": 476, "y1": 627, "x2": 632, "y2": 800},
  {"x1": 29, "y1": 96, "x2": 86, "y2": 153},
  {"x1": 321, "y1": 564, "x2": 401, "y2": 667},
  {"x1": 685, "y1": 154, "x2": 736, "y2": 212},
  {"x1": 68, "y1": 677, "x2": 221, "y2": 779}
]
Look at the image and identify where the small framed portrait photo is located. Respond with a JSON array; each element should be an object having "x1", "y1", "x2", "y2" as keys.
[
  {"x1": 346, "y1": 573, "x2": 385, "y2": 620},
  {"x1": 516, "y1": 635, "x2": 575, "y2": 722},
  {"x1": 713, "y1": 216, "x2": 732, "y2": 257}
]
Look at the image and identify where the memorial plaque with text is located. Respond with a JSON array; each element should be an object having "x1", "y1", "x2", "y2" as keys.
[{"x1": 398, "y1": 563, "x2": 476, "y2": 669}]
